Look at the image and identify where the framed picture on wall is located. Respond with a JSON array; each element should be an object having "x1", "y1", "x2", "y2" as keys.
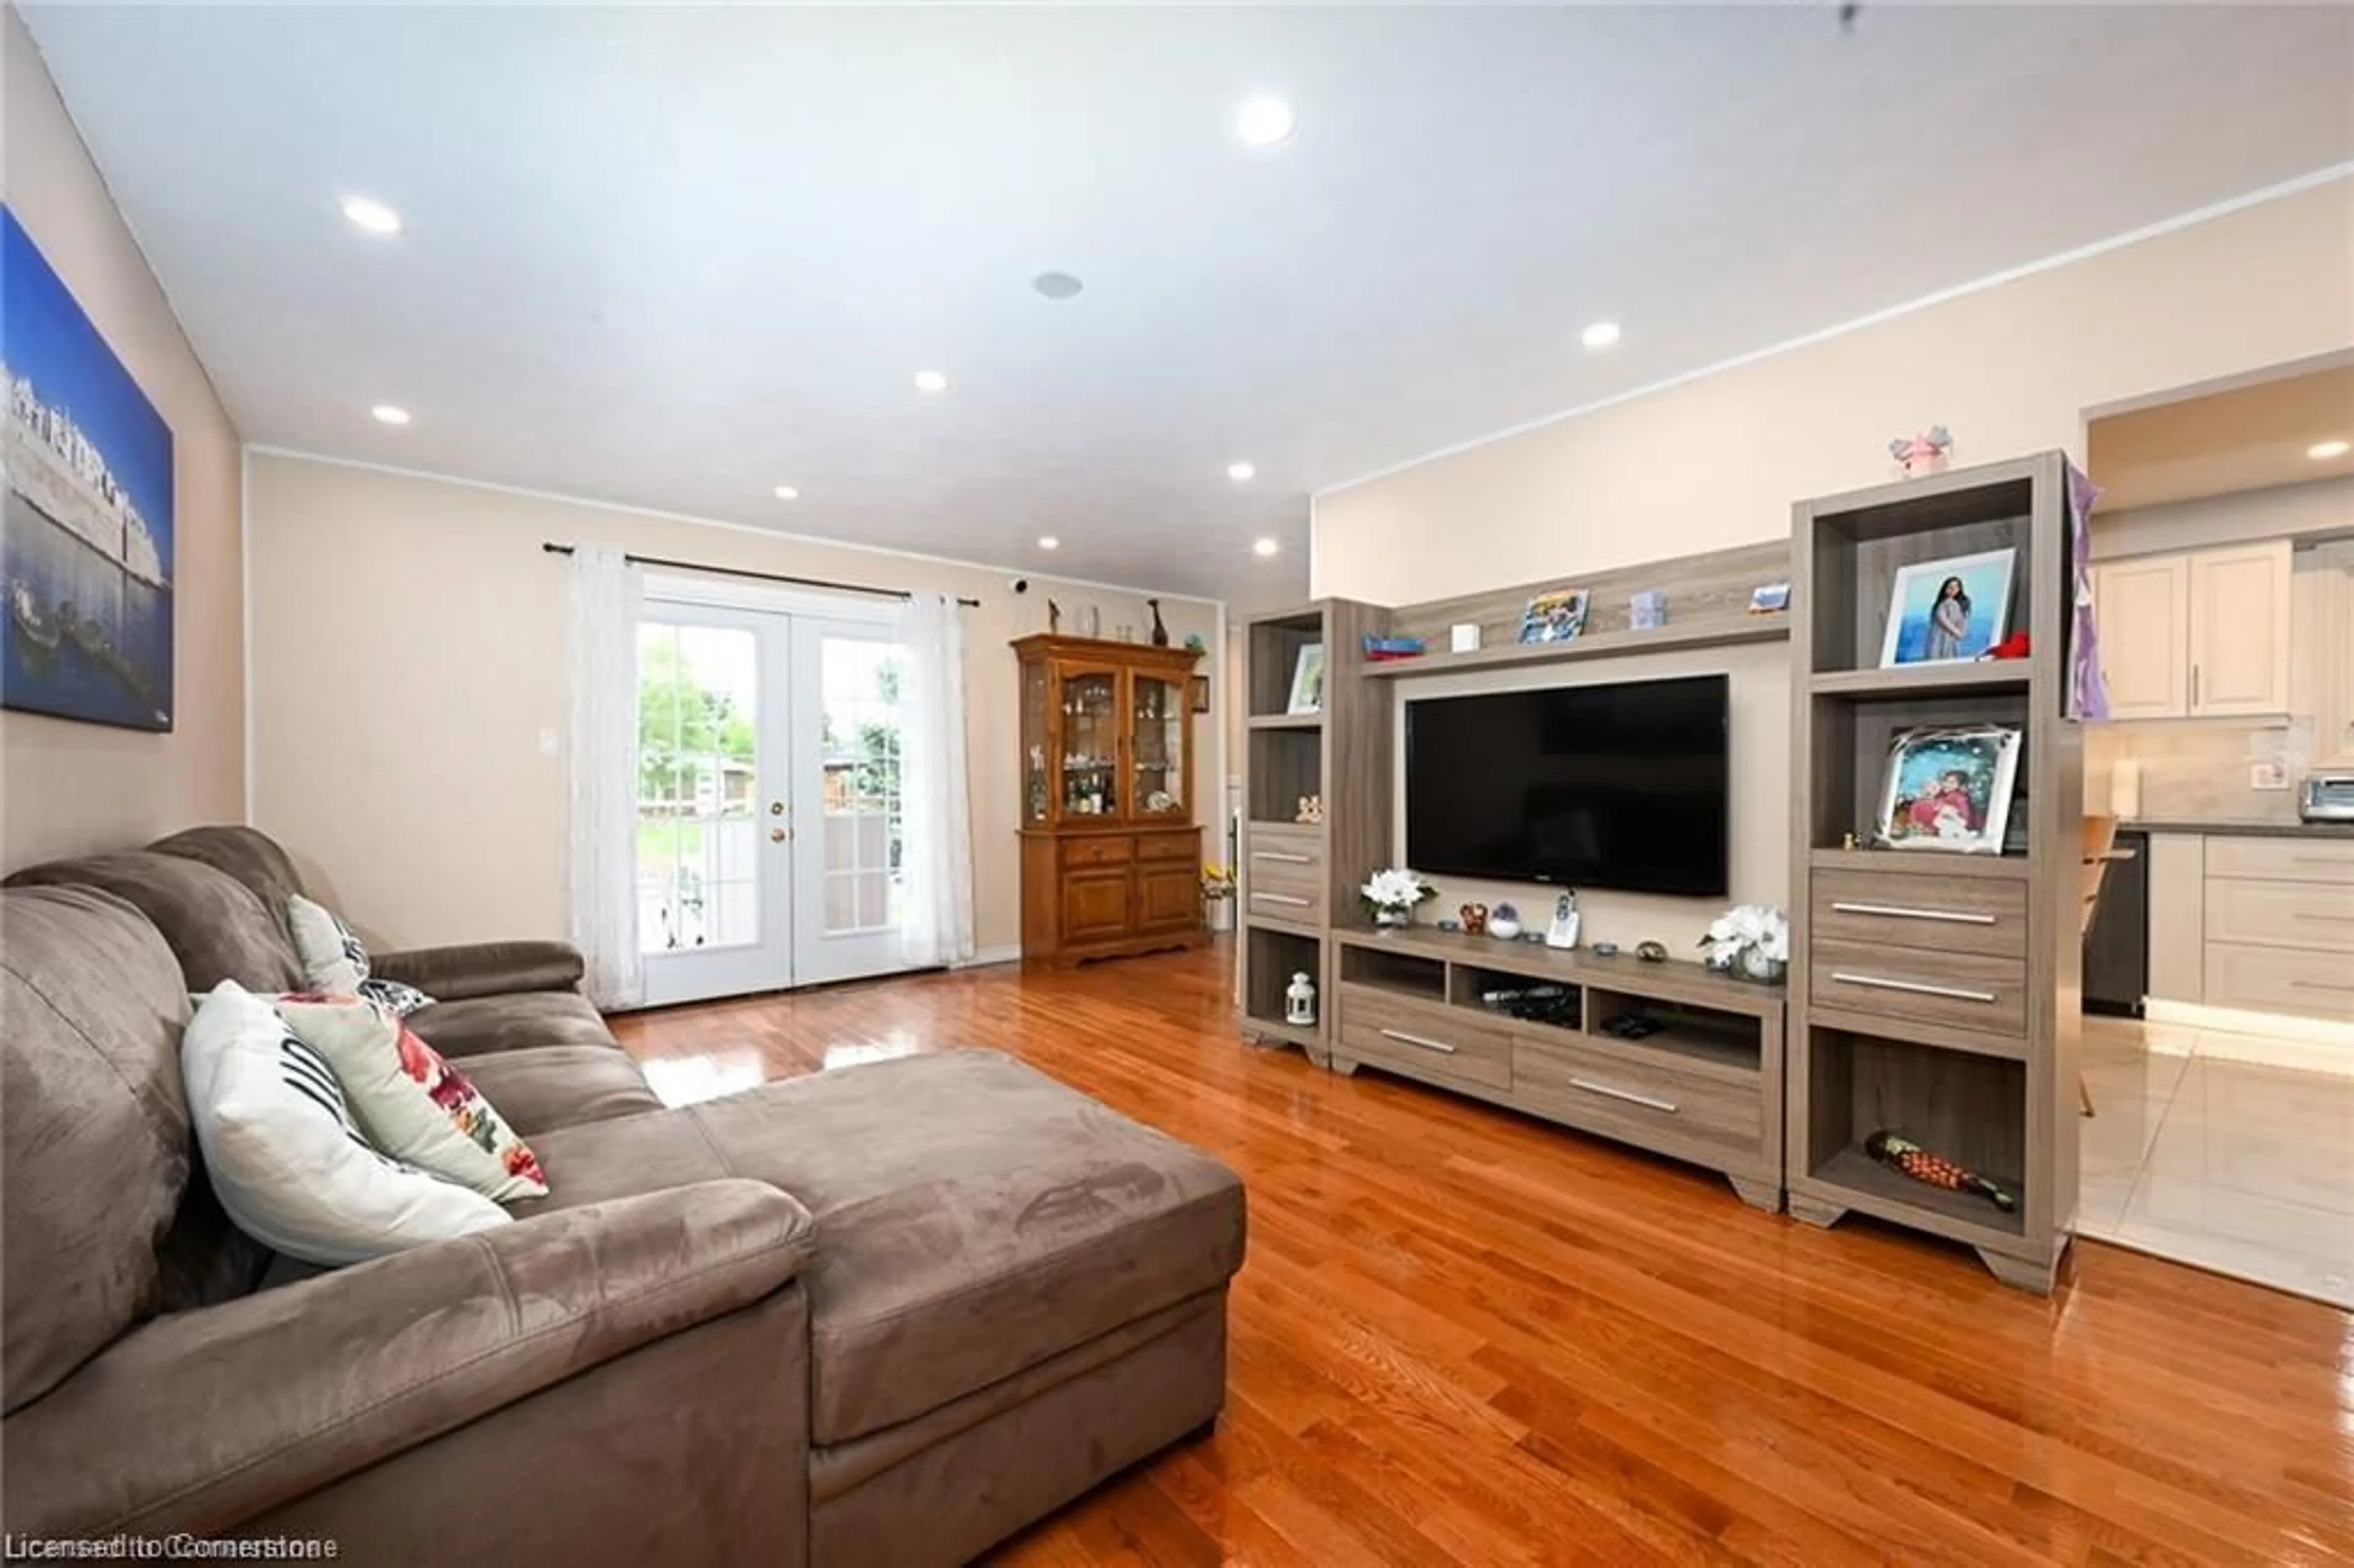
[{"x1": 1879, "y1": 547, "x2": 2015, "y2": 667}]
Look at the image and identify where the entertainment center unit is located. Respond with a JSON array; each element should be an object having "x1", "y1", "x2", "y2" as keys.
[
  {"x1": 1330, "y1": 927, "x2": 1785, "y2": 1209},
  {"x1": 1236, "y1": 454, "x2": 2083, "y2": 1293}
]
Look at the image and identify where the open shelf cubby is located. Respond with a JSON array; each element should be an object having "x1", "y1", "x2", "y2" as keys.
[
  {"x1": 1802, "y1": 474, "x2": 2035, "y2": 677},
  {"x1": 1583, "y1": 988, "x2": 1764, "y2": 1079},
  {"x1": 1800, "y1": 1027, "x2": 2027, "y2": 1240},
  {"x1": 1246, "y1": 728, "x2": 1321, "y2": 823},
  {"x1": 1243, "y1": 926, "x2": 1324, "y2": 1042},
  {"x1": 1247, "y1": 611, "x2": 1327, "y2": 720},
  {"x1": 1338, "y1": 943, "x2": 1448, "y2": 1002},
  {"x1": 1452, "y1": 962, "x2": 1581, "y2": 1032},
  {"x1": 1804, "y1": 687, "x2": 2034, "y2": 855}
]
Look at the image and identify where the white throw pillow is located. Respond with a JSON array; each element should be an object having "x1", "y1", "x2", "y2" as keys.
[
  {"x1": 286, "y1": 892, "x2": 370, "y2": 994},
  {"x1": 181, "y1": 981, "x2": 509, "y2": 1266},
  {"x1": 276, "y1": 994, "x2": 549, "y2": 1202}
]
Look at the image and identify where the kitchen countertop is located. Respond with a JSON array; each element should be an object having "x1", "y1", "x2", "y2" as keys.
[{"x1": 2124, "y1": 818, "x2": 2354, "y2": 839}]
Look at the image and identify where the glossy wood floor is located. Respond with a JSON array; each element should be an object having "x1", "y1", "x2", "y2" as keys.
[{"x1": 612, "y1": 944, "x2": 2354, "y2": 1566}]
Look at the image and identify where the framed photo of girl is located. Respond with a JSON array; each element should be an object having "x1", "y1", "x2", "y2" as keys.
[
  {"x1": 1878, "y1": 547, "x2": 2015, "y2": 667},
  {"x1": 1872, "y1": 725, "x2": 2022, "y2": 854}
]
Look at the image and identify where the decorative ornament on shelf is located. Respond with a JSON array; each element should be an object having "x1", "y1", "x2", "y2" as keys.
[
  {"x1": 1488, "y1": 902, "x2": 1523, "y2": 940},
  {"x1": 1518, "y1": 588, "x2": 1590, "y2": 645},
  {"x1": 1361, "y1": 867, "x2": 1434, "y2": 930},
  {"x1": 1699, "y1": 904, "x2": 1790, "y2": 984},
  {"x1": 1458, "y1": 902, "x2": 1489, "y2": 937},
  {"x1": 1184, "y1": 632, "x2": 1206, "y2": 652},
  {"x1": 1294, "y1": 794, "x2": 1324, "y2": 825},
  {"x1": 1889, "y1": 425, "x2": 1953, "y2": 479},
  {"x1": 1047, "y1": 599, "x2": 1062, "y2": 634},
  {"x1": 1634, "y1": 940, "x2": 1669, "y2": 964},
  {"x1": 1079, "y1": 604, "x2": 1102, "y2": 638},
  {"x1": 1285, "y1": 971, "x2": 1318, "y2": 1028},
  {"x1": 1148, "y1": 598, "x2": 1170, "y2": 647},
  {"x1": 1866, "y1": 1130, "x2": 2017, "y2": 1212}
]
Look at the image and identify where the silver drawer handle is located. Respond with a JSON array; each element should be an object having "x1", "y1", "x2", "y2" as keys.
[
  {"x1": 1251, "y1": 891, "x2": 1312, "y2": 907},
  {"x1": 1831, "y1": 970, "x2": 1998, "y2": 1004},
  {"x1": 1829, "y1": 900, "x2": 1996, "y2": 927},
  {"x1": 1251, "y1": 851, "x2": 1314, "y2": 864},
  {"x1": 1377, "y1": 1027, "x2": 1457, "y2": 1055},
  {"x1": 1569, "y1": 1077, "x2": 1678, "y2": 1114}
]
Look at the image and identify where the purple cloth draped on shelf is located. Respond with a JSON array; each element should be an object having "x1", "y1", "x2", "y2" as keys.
[{"x1": 2066, "y1": 460, "x2": 2110, "y2": 722}]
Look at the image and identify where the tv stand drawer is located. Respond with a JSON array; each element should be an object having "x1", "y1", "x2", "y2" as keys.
[
  {"x1": 1512, "y1": 1036, "x2": 1761, "y2": 1149},
  {"x1": 1334, "y1": 986, "x2": 1511, "y2": 1092}
]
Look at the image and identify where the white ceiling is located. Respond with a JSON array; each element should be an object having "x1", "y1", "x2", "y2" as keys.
[{"x1": 22, "y1": 3, "x2": 2354, "y2": 602}]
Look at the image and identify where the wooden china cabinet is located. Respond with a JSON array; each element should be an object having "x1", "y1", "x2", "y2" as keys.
[{"x1": 1012, "y1": 634, "x2": 1206, "y2": 964}]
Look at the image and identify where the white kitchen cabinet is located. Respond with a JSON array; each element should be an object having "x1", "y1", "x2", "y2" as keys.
[
  {"x1": 2092, "y1": 540, "x2": 2291, "y2": 720},
  {"x1": 2186, "y1": 542, "x2": 2294, "y2": 717},
  {"x1": 2093, "y1": 555, "x2": 2188, "y2": 721}
]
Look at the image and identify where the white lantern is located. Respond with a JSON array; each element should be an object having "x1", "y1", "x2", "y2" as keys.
[{"x1": 1284, "y1": 972, "x2": 1317, "y2": 1027}]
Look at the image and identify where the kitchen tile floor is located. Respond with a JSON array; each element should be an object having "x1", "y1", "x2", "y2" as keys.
[{"x1": 2079, "y1": 1014, "x2": 2354, "y2": 1307}]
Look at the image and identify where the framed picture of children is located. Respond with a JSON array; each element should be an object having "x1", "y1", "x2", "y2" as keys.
[
  {"x1": 1872, "y1": 725, "x2": 2021, "y2": 854},
  {"x1": 1878, "y1": 547, "x2": 2015, "y2": 667}
]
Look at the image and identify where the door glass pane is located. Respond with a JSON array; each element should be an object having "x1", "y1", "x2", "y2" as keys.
[
  {"x1": 637, "y1": 620, "x2": 759, "y2": 953},
  {"x1": 1132, "y1": 674, "x2": 1184, "y2": 815},
  {"x1": 1023, "y1": 661, "x2": 1049, "y2": 823},
  {"x1": 1063, "y1": 669, "x2": 1118, "y2": 816},
  {"x1": 820, "y1": 638, "x2": 906, "y2": 936}
]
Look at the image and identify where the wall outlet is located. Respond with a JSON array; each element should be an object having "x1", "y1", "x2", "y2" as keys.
[{"x1": 2250, "y1": 760, "x2": 2290, "y2": 791}]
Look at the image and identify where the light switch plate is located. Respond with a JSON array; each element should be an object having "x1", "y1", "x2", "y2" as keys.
[{"x1": 2250, "y1": 760, "x2": 2289, "y2": 791}]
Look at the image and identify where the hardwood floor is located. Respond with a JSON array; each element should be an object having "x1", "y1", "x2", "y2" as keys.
[{"x1": 612, "y1": 943, "x2": 2354, "y2": 1566}]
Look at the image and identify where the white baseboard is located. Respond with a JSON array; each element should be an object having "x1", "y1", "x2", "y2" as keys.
[
  {"x1": 2142, "y1": 998, "x2": 2354, "y2": 1057},
  {"x1": 953, "y1": 944, "x2": 1023, "y2": 970}
]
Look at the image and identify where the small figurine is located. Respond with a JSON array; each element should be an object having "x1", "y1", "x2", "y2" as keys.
[
  {"x1": 1889, "y1": 425, "x2": 1953, "y2": 479},
  {"x1": 1488, "y1": 902, "x2": 1523, "y2": 940},
  {"x1": 1294, "y1": 794, "x2": 1325, "y2": 825},
  {"x1": 1148, "y1": 598, "x2": 1170, "y2": 647},
  {"x1": 1458, "y1": 903, "x2": 1489, "y2": 937},
  {"x1": 1634, "y1": 940, "x2": 1669, "y2": 963},
  {"x1": 1867, "y1": 1130, "x2": 2016, "y2": 1212},
  {"x1": 1048, "y1": 599, "x2": 1062, "y2": 634}
]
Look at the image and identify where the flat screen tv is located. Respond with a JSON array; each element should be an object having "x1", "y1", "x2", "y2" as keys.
[{"x1": 1404, "y1": 674, "x2": 1729, "y2": 897}]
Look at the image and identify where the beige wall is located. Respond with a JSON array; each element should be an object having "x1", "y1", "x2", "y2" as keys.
[
  {"x1": 0, "y1": 8, "x2": 243, "y2": 869},
  {"x1": 246, "y1": 453, "x2": 1221, "y2": 955},
  {"x1": 1312, "y1": 180, "x2": 2354, "y2": 950}
]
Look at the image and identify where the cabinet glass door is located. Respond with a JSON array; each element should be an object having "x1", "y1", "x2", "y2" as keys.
[
  {"x1": 1131, "y1": 670, "x2": 1188, "y2": 820},
  {"x1": 1021, "y1": 658, "x2": 1050, "y2": 825},
  {"x1": 1057, "y1": 663, "x2": 1122, "y2": 820}
]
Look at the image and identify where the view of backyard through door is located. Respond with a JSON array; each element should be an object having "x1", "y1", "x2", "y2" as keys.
[{"x1": 634, "y1": 597, "x2": 909, "y2": 1003}]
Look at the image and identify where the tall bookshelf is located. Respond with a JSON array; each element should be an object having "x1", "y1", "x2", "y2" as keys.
[
  {"x1": 1234, "y1": 599, "x2": 1391, "y2": 1060},
  {"x1": 1785, "y1": 452, "x2": 2083, "y2": 1293}
]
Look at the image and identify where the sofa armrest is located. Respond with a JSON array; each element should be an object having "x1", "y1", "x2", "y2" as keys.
[
  {"x1": 370, "y1": 938, "x2": 585, "y2": 1000},
  {"x1": 1, "y1": 1180, "x2": 815, "y2": 1539}
]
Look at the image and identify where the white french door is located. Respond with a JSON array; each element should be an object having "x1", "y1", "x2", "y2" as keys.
[{"x1": 634, "y1": 593, "x2": 910, "y2": 1006}]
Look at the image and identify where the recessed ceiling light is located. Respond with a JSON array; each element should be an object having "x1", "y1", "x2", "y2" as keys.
[
  {"x1": 370, "y1": 405, "x2": 410, "y2": 426},
  {"x1": 772, "y1": 484, "x2": 800, "y2": 501},
  {"x1": 913, "y1": 370, "x2": 950, "y2": 394},
  {"x1": 340, "y1": 196, "x2": 402, "y2": 235},
  {"x1": 1236, "y1": 97, "x2": 1296, "y2": 147},
  {"x1": 1227, "y1": 461, "x2": 1257, "y2": 482},
  {"x1": 1037, "y1": 536, "x2": 1060, "y2": 550},
  {"x1": 1032, "y1": 272, "x2": 1084, "y2": 300},
  {"x1": 1252, "y1": 538, "x2": 1280, "y2": 557},
  {"x1": 2309, "y1": 439, "x2": 2350, "y2": 460},
  {"x1": 1581, "y1": 321, "x2": 1621, "y2": 349}
]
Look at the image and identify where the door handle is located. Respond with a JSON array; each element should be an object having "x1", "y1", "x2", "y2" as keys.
[{"x1": 770, "y1": 827, "x2": 789, "y2": 843}]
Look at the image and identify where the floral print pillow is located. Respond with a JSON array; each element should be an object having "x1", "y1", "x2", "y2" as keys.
[{"x1": 275, "y1": 994, "x2": 548, "y2": 1201}]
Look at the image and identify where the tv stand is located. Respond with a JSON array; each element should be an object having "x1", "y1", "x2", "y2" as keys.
[{"x1": 1327, "y1": 927, "x2": 1785, "y2": 1210}]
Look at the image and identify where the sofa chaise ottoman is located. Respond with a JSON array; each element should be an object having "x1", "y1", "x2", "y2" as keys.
[{"x1": 1, "y1": 829, "x2": 1247, "y2": 1566}]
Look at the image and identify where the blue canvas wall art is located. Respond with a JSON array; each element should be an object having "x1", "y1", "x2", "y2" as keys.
[
  {"x1": 1878, "y1": 547, "x2": 2014, "y2": 668},
  {"x1": 2, "y1": 204, "x2": 175, "y2": 731}
]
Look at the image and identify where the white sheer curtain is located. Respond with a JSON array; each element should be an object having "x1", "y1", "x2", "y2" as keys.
[
  {"x1": 897, "y1": 592, "x2": 976, "y2": 968},
  {"x1": 567, "y1": 546, "x2": 646, "y2": 1008}
]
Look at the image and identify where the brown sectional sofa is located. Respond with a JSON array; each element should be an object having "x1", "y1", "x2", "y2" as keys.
[{"x1": 2, "y1": 826, "x2": 1245, "y2": 1564}]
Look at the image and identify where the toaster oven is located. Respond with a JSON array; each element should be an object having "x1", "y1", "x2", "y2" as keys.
[{"x1": 2303, "y1": 772, "x2": 2354, "y2": 823}]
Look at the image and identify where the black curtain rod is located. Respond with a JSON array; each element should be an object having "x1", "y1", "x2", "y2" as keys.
[{"x1": 541, "y1": 542, "x2": 980, "y2": 607}]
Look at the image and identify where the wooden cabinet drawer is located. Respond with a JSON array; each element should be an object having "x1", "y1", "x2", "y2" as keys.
[
  {"x1": 1061, "y1": 835, "x2": 1133, "y2": 869},
  {"x1": 1245, "y1": 856, "x2": 1325, "y2": 926},
  {"x1": 2206, "y1": 878, "x2": 2354, "y2": 953},
  {"x1": 1512, "y1": 1035, "x2": 1762, "y2": 1150},
  {"x1": 2206, "y1": 942, "x2": 2354, "y2": 1021},
  {"x1": 1247, "y1": 824, "x2": 1324, "y2": 871},
  {"x1": 1335, "y1": 986, "x2": 1512, "y2": 1092},
  {"x1": 1810, "y1": 869, "x2": 2027, "y2": 959},
  {"x1": 2206, "y1": 836, "x2": 2354, "y2": 885},
  {"x1": 1135, "y1": 829, "x2": 1199, "y2": 862},
  {"x1": 1809, "y1": 937, "x2": 2027, "y2": 1038}
]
